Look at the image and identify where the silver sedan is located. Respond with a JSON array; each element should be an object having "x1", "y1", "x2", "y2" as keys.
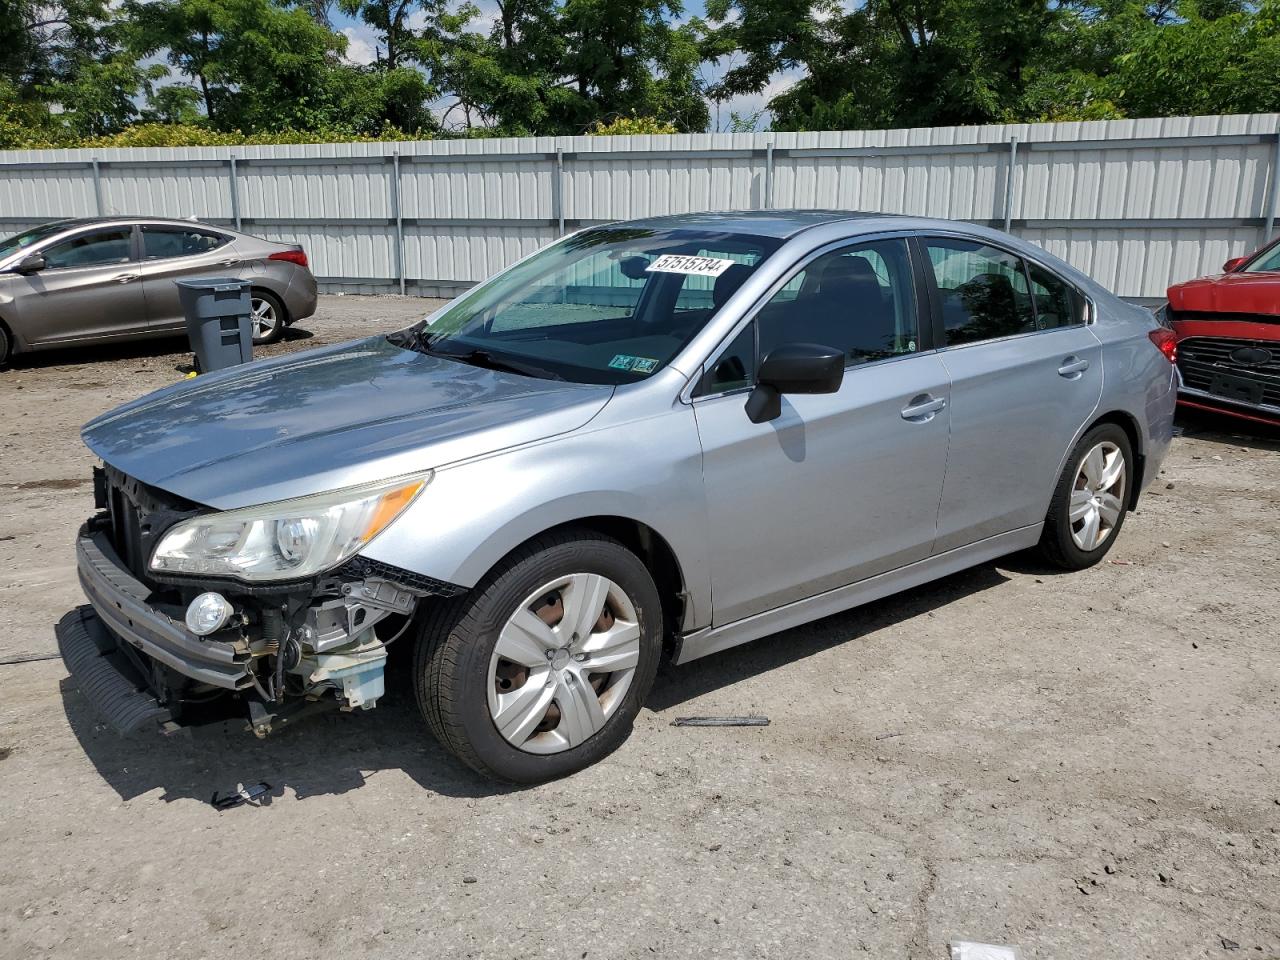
[
  {"x1": 61, "y1": 211, "x2": 1176, "y2": 783},
  {"x1": 0, "y1": 216, "x2": 318, "y2": 365}
]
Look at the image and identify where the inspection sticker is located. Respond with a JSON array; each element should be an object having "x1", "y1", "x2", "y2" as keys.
[
  {"x1": 608, "y1": 354, "x2": 659, "y2": 373},
  {"x1": 644, "y1": 254, "x2": 736, "y2": 278}
]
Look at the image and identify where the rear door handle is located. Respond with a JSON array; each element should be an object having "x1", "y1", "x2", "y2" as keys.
[
  {"x1": 901, "y1": 394, "x2": 947, "y2": 422},
  {"x1": 1058, "y1": 356, "x2": 1090, "y2": 378},
  {"x1": 110, "y1": 273, "x2": 138, "y2": 284},
  {"x1": 218, "y1": 258, "x2": 239, "y2": 266}
]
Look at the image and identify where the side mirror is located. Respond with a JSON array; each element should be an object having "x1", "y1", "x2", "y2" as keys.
[
  {"x1": 1222, "y1": 256, "x2": 1246, "y2": 273},
  {"x1": 745, "y1": 342, "x2": 845, "y2": 424},
  {"x1": 15, "y1": 253, "x2": 46, "y2": 275}
]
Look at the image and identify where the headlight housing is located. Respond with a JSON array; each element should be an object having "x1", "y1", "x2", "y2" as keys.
[{"x1": 150, "y1": 473, "x2": 429, "y2": 582}]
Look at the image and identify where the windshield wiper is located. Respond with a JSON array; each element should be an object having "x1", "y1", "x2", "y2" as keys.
[{"x1": 431, "y1": 345, "x2": 566, "y2": 381}]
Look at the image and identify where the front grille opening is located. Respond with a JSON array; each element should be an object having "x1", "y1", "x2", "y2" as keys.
[{"x1": 1177, "y1": 336, "x2": 1280, "y2": 408}]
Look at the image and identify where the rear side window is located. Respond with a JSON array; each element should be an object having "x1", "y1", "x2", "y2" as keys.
[
  {"x1": 1027, "y1": 262, "x2": 1084, "y2": 329},
  {"x1": 924, "y1": 239, "x2": 1035, "y2": 346},
  {"x1": 142, "y1": 226, "x2": 229, "y2": 260},
  {"x1": 41, "y1": 228, "x2": 133, "y2": 269}
]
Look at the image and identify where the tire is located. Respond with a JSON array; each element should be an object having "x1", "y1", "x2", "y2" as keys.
[
  {"x1": 249, "y1": 290, "x2": 286, "y2": 345},
  {"x1": 1038, "y1": 422, "x2": 1133, "y2": 570},
  {"x1": 0, "y1": 323, "x2": 10, "y2": 369},
  {"x1": 414, "y1": 529, "x2": 663, "y2": 783}
]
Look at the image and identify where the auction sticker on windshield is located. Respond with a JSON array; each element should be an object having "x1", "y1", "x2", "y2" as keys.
[{"x1": 645, "y1": 254, "x2": 737, "y2": 277}]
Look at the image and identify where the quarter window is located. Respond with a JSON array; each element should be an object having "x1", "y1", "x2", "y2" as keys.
[
  {"x1": 924, "y1": 239, "x2": 1035, "y2": 345},
  {"x1": 142, "y1": 226, "x2": 229, "y2": 260},
  {"x1": 697, "y1": 321, "x2": 756, "y2": 396},
  {"x1": 756, "y1": 238, "x2": 919, "y2": 365},
  {"x1": 41, "y1": 228, "x2": 132, "y2": 269},
  {"x1": 1027, "y1": 262, "x2": 1084, "y2": 329}
]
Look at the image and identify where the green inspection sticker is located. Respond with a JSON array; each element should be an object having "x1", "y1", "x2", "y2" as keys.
[{"x1": 608, "y1": 354, "x2": 659, "y2": 373}]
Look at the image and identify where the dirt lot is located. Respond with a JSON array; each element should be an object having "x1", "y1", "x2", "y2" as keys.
[{"x1": 1, "y1": 296, "x2": 1278, "y2": 960}]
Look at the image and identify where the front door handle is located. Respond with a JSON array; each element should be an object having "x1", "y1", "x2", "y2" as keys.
[
  {"x1": 901, "y1": 394, "x2": 947, "y2": 422},
  {"x1": 1058, "y1": 356, "x2": 1090, "y2": 378},
  {"x1": 110, "y1": 273, "x2": 138, "y2": 284}
]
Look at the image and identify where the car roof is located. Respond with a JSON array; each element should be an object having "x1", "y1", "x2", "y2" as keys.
[
  {"x1": 622, "y1": 209, "x2": 904, "y2": 239},
  {"x1": 30, "y1": 216, "x2": 231, "y2": 233}
]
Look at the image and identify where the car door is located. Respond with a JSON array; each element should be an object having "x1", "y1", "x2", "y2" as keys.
[
  {"x1": 919, "y1": 235, "x2": 1103, "y2": 553},
  {"x1": 10, "y1": 225, "x2": 145, "y2": 345},
  {"x1": 138, "y1": 224, "x2": 240, "y2": 330},
  {"x1": 691, "y1": 236, "x2": 952, "y2": 626}
]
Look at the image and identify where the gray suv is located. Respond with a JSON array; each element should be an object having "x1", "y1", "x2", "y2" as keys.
[
  {"x1": 0, "y1": 217, "x2": 318, "y2": 365},
  {"x1": 57, "y1": 211, "x2": 1176, "y2": 783}
]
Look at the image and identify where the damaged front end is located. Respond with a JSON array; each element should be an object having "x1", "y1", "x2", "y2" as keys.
[{"x1": 57, "y1": 466, "x2": 462, "y2": 737}]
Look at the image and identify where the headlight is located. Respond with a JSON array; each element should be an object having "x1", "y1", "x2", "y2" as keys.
[{"x1": 150, "y1": 473, "x2": 429, "y2": 582}]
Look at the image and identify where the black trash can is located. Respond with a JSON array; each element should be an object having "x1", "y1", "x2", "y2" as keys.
[{"x1": 176, "y1": 277, "x2": 253, "y2": 373}]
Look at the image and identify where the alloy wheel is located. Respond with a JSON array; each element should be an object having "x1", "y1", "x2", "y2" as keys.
[
  {"x1": 487, "y1": 573, "x2": 641, "y2": 755},
  {"x1": 1069, "y1": 440, "x2": 1126, "y2": 551},
  {"x1": 249, "y1": 297, "x2": 278, "y2": 339}
]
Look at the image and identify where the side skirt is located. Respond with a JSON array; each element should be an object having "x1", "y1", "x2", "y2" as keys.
[{"x1": 673, "y1": 523, "x2": 1043, "y2": 665}]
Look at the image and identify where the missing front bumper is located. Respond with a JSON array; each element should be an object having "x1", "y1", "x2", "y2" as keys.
[{"x1": 66, "y1": 520, "x2": 463, "y2": 736}]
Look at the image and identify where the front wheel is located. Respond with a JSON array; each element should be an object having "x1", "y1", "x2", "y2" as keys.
[
  {"x1": 1038, "y1": 423, "x2": 1133, "y2": 570},
  {"x1": 0, "y1": 324, "x2": 10, "y2": 368},
  {"x1": 414, "y1": 530, "x2": 663, "y2": 783}
]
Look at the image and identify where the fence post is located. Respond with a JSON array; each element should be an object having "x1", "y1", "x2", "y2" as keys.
[
  {"x1": 554, "y1": 147, "x2": 565, "y2": 236},
  {"x1": 1003, "y1": 136, "x2": 1018, "y2": 233},
  {"x1": 228, "y1": 155, "x2": 241, "y2": 230},
  {"x1": 763, "y1": 141, "x2": 774, "y2": 210},
  {"x1": 1266, "y1": 132, "x2": 1280, "y2": 242},
  {"x1": 391, "y1": 151, "x2": 405, "y2": 296},
  {"x1": 90, "y1": 157, "x2": 103, "y2": 215}
]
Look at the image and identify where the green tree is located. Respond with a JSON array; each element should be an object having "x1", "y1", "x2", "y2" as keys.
[
  {"x1": 2, "y1": 0, "x2": 153, "y2": 138},
  {"x1": 435, "y1": 0, "x2": 708, "y2": 134}
]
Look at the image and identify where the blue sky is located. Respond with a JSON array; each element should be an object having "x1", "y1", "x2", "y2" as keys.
[{"x1": 328, "y1": 0, "x2": 804, "y2": 131}]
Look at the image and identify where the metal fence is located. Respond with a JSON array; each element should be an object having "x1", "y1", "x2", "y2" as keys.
[{"x1": 3, "y1": 113, "x2": 1279, "y2": 302}]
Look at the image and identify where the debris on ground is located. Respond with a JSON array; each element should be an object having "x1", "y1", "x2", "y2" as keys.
[
  {"x1": 670, "y1": 716, "x2": 770, "y2": 727},
  {"x1": 950, "y1": 941, "x2": 1022, "y2": 960},
  {"x1": 210, "y1": 782, "x2": 272, "y2": 810}
]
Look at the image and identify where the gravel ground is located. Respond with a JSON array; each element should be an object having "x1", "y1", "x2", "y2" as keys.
[{"x1": 1, "y1": 295, "x2": 1278, "y2": 960}]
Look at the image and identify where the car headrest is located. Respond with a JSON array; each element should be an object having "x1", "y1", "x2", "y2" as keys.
[
  {"x1": 713, "y1": 263, "x2": 753, "y2": 309},
  {"x1": 817, "y1": 255, "x2": 880, "y2": 295}
]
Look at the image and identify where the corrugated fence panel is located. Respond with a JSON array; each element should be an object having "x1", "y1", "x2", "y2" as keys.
[
  {"x1": 400, "y1": 158, "x2": 551, "y2": 221},
  {"x1": 0, "y1": 165, "x2": 97, "y2": 219},
  {"x1": 99, "y1": 163, "x2": 232, "y2": 219},
  {"x1": 240, "y1": 160, "x2": 391, "y2": 220},
  {"x1": 403, "y1": 223, "x2": 552, "y2": 283},
  {"x1": 4, "y1": 114, "x2": 1280, "y2": 300}
]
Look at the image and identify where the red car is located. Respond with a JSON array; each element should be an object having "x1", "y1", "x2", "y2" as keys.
[{"x1": 1165, "y1": 237, "x2": 1280, "y2": 426}]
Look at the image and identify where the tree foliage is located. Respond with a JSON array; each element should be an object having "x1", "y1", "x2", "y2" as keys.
[{"x1": 2, "y1": 0, "x2": 1280, "y2": 148}]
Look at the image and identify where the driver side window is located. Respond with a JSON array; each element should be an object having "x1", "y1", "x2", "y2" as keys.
[
  {"x1": 756, "y1": 239, "x2": 919, "y2": 365},
  {"x1": 41, "y1": 228, "x2": 133, "y2": 270}
]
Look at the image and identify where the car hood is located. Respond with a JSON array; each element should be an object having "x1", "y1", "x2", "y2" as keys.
[
  {"x1": 83, "y1": 337, "x2": 614, "y2": 509},
  {"x1": 1167, "y1": 271, "x2": 1280, "y2": 316}
]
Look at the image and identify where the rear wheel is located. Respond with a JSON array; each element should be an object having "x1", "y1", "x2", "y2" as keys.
[
  {"x1": 249, "y1": 290, "x2": 285, "y2": 345},
  {"x1": 1038, "y1": 423, "x2": 1133, "y2": 570},
  {"x1": 414, "y1": 530, "x2": 662, "y2": 783},
  {"x1": 0, "y1": 324, "x2": 10, "y2": 369}
]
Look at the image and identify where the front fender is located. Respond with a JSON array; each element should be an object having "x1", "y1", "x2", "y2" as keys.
[{"x1": 360, "y1": 406, "x2": 713, "y2": 632}]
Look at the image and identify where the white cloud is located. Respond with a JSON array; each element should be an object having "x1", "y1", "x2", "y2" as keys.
[{"x1": 340, "y1": 25, "x2": 379, "y2": 65}]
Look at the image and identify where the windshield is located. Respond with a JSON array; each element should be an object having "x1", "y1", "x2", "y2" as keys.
[
  {"x1": 1243, "y1": 242, "x2": 1280, "y2": 273},
  {"x1": 0, "y1": 222, "x2": 74, "y2": 262},
  {"x1": 391, "y1": 226, "x2": 782, "y2": 384}
]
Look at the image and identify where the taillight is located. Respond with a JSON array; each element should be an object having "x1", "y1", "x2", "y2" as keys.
[
  {"x1": 269, "y1": 249, "x2": 308, "y2": 268},
  {"x1": 1148, "y1": 327, "x2": 1177, "y2": 364}
]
